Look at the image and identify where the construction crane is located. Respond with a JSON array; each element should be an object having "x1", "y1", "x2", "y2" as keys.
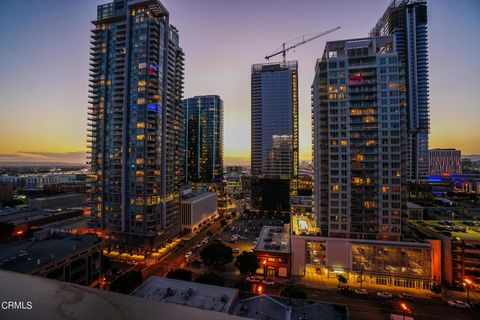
[{"x1": 265, "y1": 26, "x2": 341, "y2": 62}]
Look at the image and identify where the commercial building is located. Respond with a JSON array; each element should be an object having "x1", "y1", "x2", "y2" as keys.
[
  {"x1": 371, "y1": 0, "x2": 430, "y2": 180},
  {"x1": 406, "y1": 201, "x2": 424, "y2": 220},
  {"x1": 0, "y1": 270, "x2": 244, "y2": 320},
  {"x1": 291, "y1": 235, "x2": 441, "y2": 290},
  {"x1": 312, "y1": 36, "x2": 407, "y2": 241},
  {"x1": 180, "y1": 190, "x2": 217, "y2": 233},
  {"x1": 0, "y1": 232, "x2": 102, "y2": 286},
  {"x1": 253, "y1": 225, "x2": 291, "y2": 278},
  {"x1": 131, "y1": 276, "x2": 239, "y2": 314},
  {"x1": 251, "y1": 61, "x2": 299, "y2": 211},
  {"x1": 410, "y1": 220, "x2": 480, "y2": 289},
  {"x1": 429, "y1": 148, "x2": 462, "y2": 175},
  {"x1": 88, "y1": 0, "x2": 184, "y2": 251},
  {"x1": 0, "y1": 185, "x2": 14, "y2": 203},
  {"x1": 28, "y1": 193, "x2": 87, "y2": 210},
  {"x1": 183, "y1": 95, "x2": 223, "y2": 184}
]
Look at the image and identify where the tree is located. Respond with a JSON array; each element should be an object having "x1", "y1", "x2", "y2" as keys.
[
  {"x1": 110, "y1": 270, "x2": 143, "y2": 294},
  {"x1": 280, "y1": 285, "x2": 307, "y2": 299},
  {"x1": 235, "y1": 251, "x2": 259, "y2": 275},
  {"x1": 166, "y1": 268, "x2": 192, "y2": 282},
  {"x1": 200, "y1": 242, "x2": 233, "y2": 268},
  {"x1": 220, "y1": 219, "x2": 228, "y2": 227},
  {"x1": 196, "y1": 271, "x2": 224, "y2": 286},
  {"x1": 0, "y1": 222, "x2": 14, "y2": 243},
  {"x1": 337, "y1": 275, "x2": 348, "y2": 288}
]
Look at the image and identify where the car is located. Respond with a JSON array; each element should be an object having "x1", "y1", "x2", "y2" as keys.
[
  {"x1": 312, "y1": 257, "x2": 319, "y2": 263},
  {"x1": 246, "y1": 276, "x2": 260, "y2": 283},
  {"x1": 233, "y1": 248, "x2": 240, "y2": 254},
  {"x1": 448, "y1": 300, "x2": 470, "y2": 309},
  {"x1": 253, "y1": 240, "x2": 257, "y2": 245},
  {"x1": 263, "y1": 279, "x2": 275, "y2": 286},
  {"x1": 354, "y1": 289, "x2": 368, "y2": 295},
  {"x1": 376, "y1": 291, "x2": 393, "y2": 298},
  {"x1": 398, "y1": 293, "x2": 414, "y2": 300}
]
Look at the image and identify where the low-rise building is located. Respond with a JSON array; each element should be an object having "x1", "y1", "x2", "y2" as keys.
[
  {"x1": 180, "y1": 190, "x2": 217, "y2": 233},
  {"x1": 29, "y1": 193, "x2": 88, "y2": 210},
  {"x1": 131, "y1": 276, "x2": 238, "y2": 314},
  {"x1": 407, "y1": 201, "x2": 424, "y2": 221},
  {"x1": 253, "y1": 225, "x2": 291, "y2": 278},
  {"x1": 0, "y1": 232, "x2": 102, "y2": 286},
  {"x1": 291, "y1": 235, "x2": 441, "y2": 290}
]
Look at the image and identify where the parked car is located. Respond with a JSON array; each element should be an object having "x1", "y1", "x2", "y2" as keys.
[
  {"x1": 355, "y1": 289, "x2": 368, "y2": 295},
  {"x1": 233, "y1": 248, "x2": 240, "y2": 254},
  {"x1": 246, "y1": 276, "x2": 260, "y2": 283},
  {"x1": 377, "y1": 291, "x2": 393, "y2": 298},
  {"x1": 448, "y1": 300, "x2": 470, "y2": 309},
  {"x1": 263, "y1": 278, "x2": 275, "y2": 286},
  {"x1": 398, "y1": 293, "x2": 414, "y2": 300}
]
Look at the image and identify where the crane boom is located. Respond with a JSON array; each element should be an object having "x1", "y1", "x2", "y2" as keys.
[{"x1": 265, "y1": 26, "x2": 341, "y2": 62}]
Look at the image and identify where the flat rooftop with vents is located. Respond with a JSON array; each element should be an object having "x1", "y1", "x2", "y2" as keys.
[
  {"x1": 254, "y1": 224, "x2": 290, "y2": 254},
  {"x1": 131, "y1": 276, "x2": 239, "y2": 314}
]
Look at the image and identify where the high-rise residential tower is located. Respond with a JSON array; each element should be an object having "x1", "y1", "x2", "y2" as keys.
[
  {"x1": 88, "y1": 0, "x2": 184, "y2": 251},
  {"x1": 183, "y1": 95, "x2": 224, "y2": 184},
  {"x1": 370, "y1": 0, "x2": 429, "y2": 180},
  {"x1": 251, "y1": 61, "x2": 299, "y2": 211},
  {"x1": 312, "y1": 36, "x2": 406, "y2": 241}
]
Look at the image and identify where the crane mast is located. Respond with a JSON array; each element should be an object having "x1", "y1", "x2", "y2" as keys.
[{"x1": 265, "y1": 26, "x2": 341, "y2": 62}]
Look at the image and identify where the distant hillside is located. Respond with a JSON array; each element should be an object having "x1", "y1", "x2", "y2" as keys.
[
  {"x1": 0, "y1": 162, "x2": 86, "y2": 168},
  {"x1": 462, "y1": 155, "x2": 480, "y2": 161}
]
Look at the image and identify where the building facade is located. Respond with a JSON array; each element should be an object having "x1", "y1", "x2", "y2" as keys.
[
  {"x1": 291, "y1": 235, "x2": 441, "y2": 290},
  {"x1": 180, "y1": 190, "x2": 217, "y2": 233},
  {"x1": 88, "y1": 0, "x2": 184, "y2": 250},
  {"x1": 251, "y1": 62, "x2": 299, "y2": 210},
  {"x1": 183, "y1": 95, "x2": 224, "y2": 184},
  {"x1": 312, "y1": 36, "x2": 407, "y2": 241},
  {"x1": 429, "y1": 148, "x2": 462, "y2": 175},
  {"x1": 370, "y1": 0, "x2": 430, "y2": 180}
]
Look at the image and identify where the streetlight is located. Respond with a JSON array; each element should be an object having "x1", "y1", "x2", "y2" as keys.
[
  {"x1": 463, "y1": 279, "x2": 472, "y2": 305},
  {"x1": 359, "y1": 263, "x2": 365, "y2": 289},
  {"x1": 401, "y1": 303, "x2": 408, "y2": 320}
]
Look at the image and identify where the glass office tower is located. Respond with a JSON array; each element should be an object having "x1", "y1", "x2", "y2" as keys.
[
  {"x1": 312, "y1": 36, "x2": 407, "y2": 241},
  {"x1": 251, "y1": 61, "x2": 299, "y2": 211},
  {"x1": 183, "y1": 95, "x2": 224, "y2": 183},
  {"x1": 370, "y1": 0, "x2": 429, "y2": 180},
  {"x1": 88, "y1": 0, "x2": 184, "y2": 251}
]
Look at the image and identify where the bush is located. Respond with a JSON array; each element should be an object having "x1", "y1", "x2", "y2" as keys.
[
  {"x1": 280, "y1": 285, "x2": 307, "y2": 299},
  {"x1": 166, "y1": 268, "x2": 192, "y2": 282},
  {"x1": 196, "y1": 272, "x2": 224, "y2": 286},
  {"x1": 110, "y1": 270, "x2": 142, "y2": 294},
  {"x1": 200, "y1": 242, "x2": 233, "y2": 268}
]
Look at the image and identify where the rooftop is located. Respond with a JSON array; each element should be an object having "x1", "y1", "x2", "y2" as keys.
[
  {"x1": 181, "y1": 191, "x2": 216, "y2": 203},
  {"x1": 131, "y1": 276, "x2": 238, "y2": 314},
  {"x1": 234, "y1": 294, "x2": 348, "y2": 320},
  {"x1": 254, "y1": 225, "x2": 290, "y2": 254},
  {"x1": 0, "y1": 270, "x2": 243, "y2": 320},
  {"x1": 0, "y1": 232, "x2": 100, "y2": 273},
  {"x1": 0, "y1": 208, "x2": 83, "y2": 225}
]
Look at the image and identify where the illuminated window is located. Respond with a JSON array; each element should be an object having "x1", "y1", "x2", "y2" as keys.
[
  {"x1": 137, "y1": 98, "x2": 145, "y2": 104},
  {"x1": 364, "y1": 115, "x2": 375, "y2": 123},
  {"x1": 389, "y1": 83, "x2": 399, "y2": 90},
  {"x1": 331, "y1": 184, "x2": 339, "y2": 191},
  {"x1": 366, "y1": 139, "x2": 375, "y2": 146},
  {"x1": 137, "y1": 80, "x2": 146, "y2": 86},
  {"x1": 339, "y1": 86, "x2": 346, "y2": 92},
  {"x1": 135, "y1": 214, "x2": 143, "y2": 221},
  {"x1": 341, "y1": 139, "x2": 347, "y2": 145},
  {"x1": 351, "y1": 109, "x2": 361, "y2": 115},
  {"x1": 352, "y1": 177, "x2": 363, "y2": 185},
  {"x1": 136, "y1": 171, "x2": 144, "y2": 177},
  {"x1": 136, "y1": 122, "x2": 145, "y2": 128},
  {"x1": 136, "y1": 134, "x2": 145, "y2": 140},
  {"x1": 353, "y1": 154, "x2": 365, "y2": 161},
  {"x1": 331, "y1": 140, "x2": 338, "y2": 145},
  {"x1": 267, "y1": 257, "x2": 276, "y2": 262},
  {"x1": 382, "y1": 186, "x2": 389, "y2": 192},
  {"x1": 136, "y1": 158, "x2": 144, "y2": 165},
  {"x1": 363, "y1": 201, "x2": 376, "y2": 208}
]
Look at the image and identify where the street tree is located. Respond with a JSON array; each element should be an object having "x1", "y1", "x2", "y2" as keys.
[
  {"x1": 280, "y1": 285, "x2": 307, "y2": 299},
  {"x1": 200, "y1": 242, "x2": 233, "y2": 268},
  {"x1": 166, "y1": 268, "x2": 192, "y2": 282},
  {"x1": 235, "y1": 251, "x2": 259, "y2": 275},
  {"x1": 196, "y1": 271, "x2": 224, "y2": 286},
  {"x1": 110, "y1": 270, "x2": 142, "y2": 294}
]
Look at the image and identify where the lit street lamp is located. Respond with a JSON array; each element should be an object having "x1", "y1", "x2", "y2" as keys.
[
  {"x1": 401, "y1": 303, "x2": 408, "y2": 320},
  {"x1": 360, "y1": 262, "x2": 364, "y2": 289},
  {"x1": 463, "y1": 279, "x2": 472, "y2": 305}
]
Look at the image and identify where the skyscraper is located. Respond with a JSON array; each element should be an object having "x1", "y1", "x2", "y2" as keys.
[
  {"x1": 251, "y1": 61, "x2": 299, "y2": 211},
  {"x1": 88, "y1": 0, "x2": 184, "y2": 251},
  {"x1": 312, "y1": 36, "x2": 406, "y2": 241},
  {"x1": 429, "y1": 148, "x2": 462, "y2": 175},
  {"x1": 370, "y1": 0, "x2": 429, "y2": 180},
  {"x1": 183, "y1": 95, "x2": 224, "y2": 184}
]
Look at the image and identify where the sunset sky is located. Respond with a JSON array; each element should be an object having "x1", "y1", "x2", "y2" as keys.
[{"x1": 0, "y1": 0, "x2": 479, "y2": 165}]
